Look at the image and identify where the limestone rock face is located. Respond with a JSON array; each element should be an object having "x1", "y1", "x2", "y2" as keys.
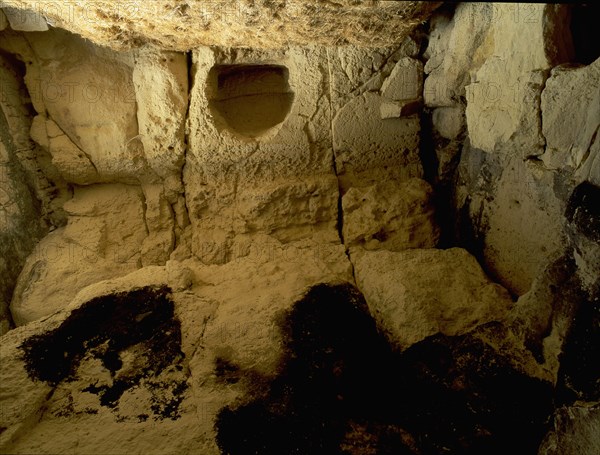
[
  {"x1": 464, "y1": 152, "x2": 567, "y2": 296},
  {"x1": 432, "y1": 106, "x2": 464, "y2": 140},
  {"x1": 0, "y1": 38, "x2": 71, "y2": 227},
  {"x1": 541, "y1": 60, "x2": 600, "y2": 182},
  {"x1": 21, "y1": 29, "x2": 143, "y2": 183},
  {"x1": 329, "y1": 43, "x2": 424, "y2": 191},
  {"x1": 185, "y1": 47, "x2": 339, "y2": 263},
  {"x1": 2, "y1": 28, "x2": 189, "y2": 186},
  {"x1": 0, "y1": 110, "x2": 44, "y2": 335},
  {"x1": 333, "y1": 92, "x2": 422, "y2": 189},
  {"x1": 132, "y1": 50, "x2": 189, "y2": 179},
  {"x1": 30, "y1": 116, "x2": 99, "y2": 185},
  {"x1": 10, "y1": 184, "x2": 147, "y2": 326},
  {"x1": 426, "y1": 2, "x2": 583, "y2": 296},
  {"x1": 1, "y1": 1, "x2": 599, "y2": 453},
  {"x1": 342, "y1": 178, "x2": 439, "y2": 251},
  {"x1": 463, "y1": 4, "x2": 572, "y2": 153},
  {"x1": 0, "y1": 54, "x2": 50, "y2": 335},
  {"x1": 539, "y1": 404, "x2": 600, "y2": 455},
  {"x1": 1, "y1": 6, "x2": 47, "y2": 31},
  {"x1": 423, "y1": 3, "x2": 493, "y2": 109},
  {"x1": 0, "y1": 240, "x2": 352, "y2": 454},
  {"x1": 353, "y1": 248, "x2": 513, "y2": 350},
  {"x1": 379, "y1": 57, "x2": 424, "y2": 118},
  {"x1": 0, "y1": 1, "x2": 440, "y2": 50}
]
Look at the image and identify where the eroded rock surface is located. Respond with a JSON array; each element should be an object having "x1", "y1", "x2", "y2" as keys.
[
  {"x1": 10, "y1": 184, "x2": 147, "y2": 326},
  {"x1": 1, "y1": 2, "x2": 599, "y2": 453},
  {"x1": 342, "y1": 178, "x2": 439, "y2": 251},
  {"x1": 353, "y1": 248, "x2": 513, "y2": 350},
  {"x1": 0, "y1": 1, "x2": 440, "y2": 50}
]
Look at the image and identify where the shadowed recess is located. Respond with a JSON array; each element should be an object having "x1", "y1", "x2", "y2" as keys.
[
  {"x1": 207, "y1": 64, "x2": 295, "y2": 138},
  {"x1": 566, "y1": 181, "x2": 600, "y2": 243}
]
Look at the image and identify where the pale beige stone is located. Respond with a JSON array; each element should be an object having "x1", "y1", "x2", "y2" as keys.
[
  {"x1": 432, "y1": 106, "x2": 465, "y2": 140},
  {"x1": 185, "y1": 47, "x2": 339, "y2": 263},
  {"x1": 329, "y1": 46, "x2": 407, "y2": 113},
  {"x1": 132, "y1": 49, "x2": 188, "y2": 179},
  {"x1": 2, "y1": 7, "x2": 48, "y2": 31},
  {"x1": 0, "y1": 9, "x2": 8, "y2": 30},
  {"x1": 379, "y1": 99, "x2": 421, "y2": 119},
  {"x1": 464, "y1": 4, "x2": 573, "y2": 153},
  {"x1": 541, "y1": 59, "x2": 600, "y2": 175},
  {"x1": 333, "y1": 92, "x2": 422, "y2": 189},
  {"x1": 0, "y1": 1, "x2": 439, "y2": 50},
  {"x1": 353, "y1": 247, "x2": 513, "y2": 351},
  {"x1": 22, "y1": 29, "x2": 144, "y2": 183},
  {"x1": 423, "y1": 3, "x2": 493, "y2": 108},
  {"x1": 342, "y1": 178, "x2": 439, "y2": 251},
  {"x1": 10, "y1": 184, "x2": 147, "y2": 325},
  {"x1": 381, "y1": 57, "x2": 423, "y2": 102}
]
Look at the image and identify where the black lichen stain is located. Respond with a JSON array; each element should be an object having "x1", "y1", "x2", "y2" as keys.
[
  {"x1": 20, "y1": 286, "x2": 187, "y2": 421},
  {"x1": 566, "y1": 181, "x2": 600, "y2": 243},
  {"x1": 216, "y1": 283, "x2": 554, "y2": 455},
  {"x1": 556, "y1": 293, "x2": 600, "y2": 404},
  {"x1": 215, "y1": 357, "x2": 242, "y2": 385}
]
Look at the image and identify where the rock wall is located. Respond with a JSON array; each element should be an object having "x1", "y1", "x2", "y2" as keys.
[
  {"x1": 422, "y1": 4, "x2": 600, "y2": 453},
  {"x1": 0, "y1": 2, "x2": 599, "y2": 454},
  {"x1": 424, "y1": 3, "x2": 599, "y2": 298}
]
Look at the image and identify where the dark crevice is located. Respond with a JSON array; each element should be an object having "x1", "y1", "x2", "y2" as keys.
[
  {"x1": 566, "y1": 182, "x2": 600, "y2": 243},
  {"x1": 556, "y1": 293, "x2": 600, "y2": 405},
  {"x1": 419, "y1": 108, "x2": 464, "y2": 248},
  {"x1": 325, "y1": 47, "x2": 356, "y2": 285},
  {"x1": 418, "y1": 110, "x2": 439, "y2": 186},
  {"x1": 0, "y1": 77, "x2": 47, "y2": 333},
  {"x1": 332, "y1": 154, "x2": 356, "y2": 285},
  {"x1": 175, "y1": 50, "x2": 194, "y2": 249},
  {"x1": 536, "y1": 69, "x2": 550, "y2": 155},
  {"x1": 331, "y1": 150, "x2": 345, "y2": 245},
  {"x1": 569, "y1": 3, "x2": 600, "y2": 65},
  {"x1": 215, "y1": 283, "x2": 554, "y2": 454},
  {"x1": 455, "y1": 195, "x2": 486, "y2": 268}
]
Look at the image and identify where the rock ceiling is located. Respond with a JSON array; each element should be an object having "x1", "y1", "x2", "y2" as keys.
[{"x1": 1, "y1": 0, "x2": 441, "y2": 50}]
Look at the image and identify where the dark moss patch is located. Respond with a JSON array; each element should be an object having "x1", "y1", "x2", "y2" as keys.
[
  {"x1": 566, "y1": 182, "x2": 600, "y2": 243},
  {"x1": 556, "y1": 293, "x2": 600, "y2": 404},
  {"x1": 148, "y1": 379, "x2": 188, "y2": 420},
  {"x1": 215, "y1": 283, "x2": 554, "y2": 454},
  {"x1": 20, "y1": 286, "x2": 187, "y2": 421},
  {"x1": 215, "y1": 357, "x2": 242, "y2": 384},
  {"x1": 397, "y1": 330, "x2": 554, "y2": 454}
]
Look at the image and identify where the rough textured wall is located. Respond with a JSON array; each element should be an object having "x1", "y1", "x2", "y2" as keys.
[
  {"x1": 424, "y1": 3, "x2": 599, "y2": 297},
  {"x1": 422, "y1": 4, "x2": 600, "y2": 453},
  {"x1": 0, "y1": 0, "x2": 440, "y2": 49},
  {"x1": 0, "y1": 2, "x2": 599, "y2": 454},
  {"x1": 0, "y1": 94, "x2": 43, "y2": 335}
]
